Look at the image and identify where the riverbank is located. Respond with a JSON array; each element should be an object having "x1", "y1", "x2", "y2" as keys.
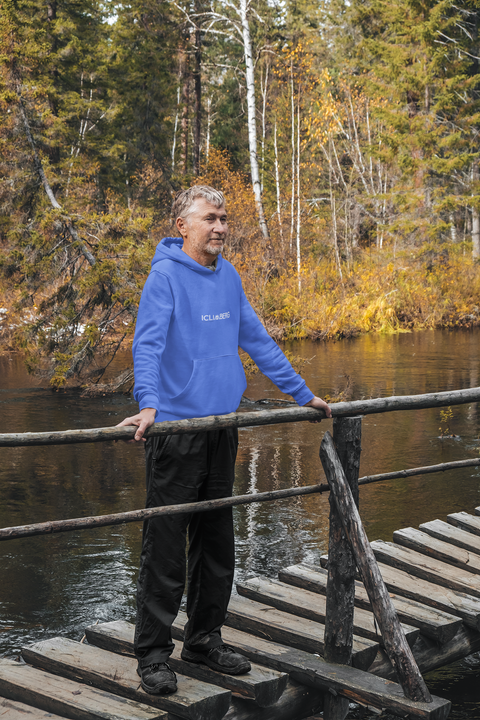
[
  {"x1": 1, "y1": 244, "x2": 479, "y2": 391},
  {"x1": 241, "y1": 245, "x2": 480, "y2": 342}
]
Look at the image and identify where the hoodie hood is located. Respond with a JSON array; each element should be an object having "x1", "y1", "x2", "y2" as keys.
[{"x1": 151, "y1": 236, "x2": 224, "y2": 275}]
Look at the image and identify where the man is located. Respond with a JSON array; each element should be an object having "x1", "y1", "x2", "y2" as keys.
[{"x1": 118, "y1": 185, "x2": 331, "y2": 696}]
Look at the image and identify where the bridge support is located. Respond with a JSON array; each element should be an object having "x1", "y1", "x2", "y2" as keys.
[
  {"x1": 321, "y1": 430, "x2": 433, "y2": 705},
  {"x1": 323, "y1": 416, "x2": 362, "y2": 720}
]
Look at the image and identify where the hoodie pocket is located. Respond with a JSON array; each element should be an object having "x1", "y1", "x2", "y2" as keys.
[{"x1": 170, "y1": 354, "x2": 247, "y2": 418}]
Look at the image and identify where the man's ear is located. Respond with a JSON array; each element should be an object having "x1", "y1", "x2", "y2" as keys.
[{"x1": 176, "y1": 216, "x2": 186, "y2": 237}]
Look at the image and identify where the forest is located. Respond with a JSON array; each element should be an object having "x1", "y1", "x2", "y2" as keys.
[{"x1": 1, "y1": 0, "x2": 480, "y2": 390}]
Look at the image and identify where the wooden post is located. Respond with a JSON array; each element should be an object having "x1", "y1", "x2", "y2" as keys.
[
  {"x1": 320, "y1": 431, "x2": 433, "y2": 704},
  {"x1": 323, "y1": 417, "x2": 362, "y2": 720}
]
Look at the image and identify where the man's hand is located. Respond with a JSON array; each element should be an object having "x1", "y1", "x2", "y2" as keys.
[
  {"x1": 304, "y1": 396, "x2": 332, "y2": 422},
  {"x1": 116, "y1": 407, "x2": 157, "y2": 442}
]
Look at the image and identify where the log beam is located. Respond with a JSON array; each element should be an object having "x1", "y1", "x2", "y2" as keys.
[
  {"x1": 323, "y1": 417, "x2": 362, "y2": 720},
  {"x1": 320, "y1": 431, "x2": 433, "y2": 704},
  {"x1": 1, "y1": 387, "x2": 479, "y2": 447}
]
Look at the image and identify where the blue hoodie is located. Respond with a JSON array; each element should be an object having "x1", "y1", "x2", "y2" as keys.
[{"x1": 132, "y1": 237, "x2": 314, "y2": 421}]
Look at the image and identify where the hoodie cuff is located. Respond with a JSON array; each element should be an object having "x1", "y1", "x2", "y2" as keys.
[
  {"x1": 139, "y1": 395, "x2": 159, "y2": 414},
  {"x1": 292, "y1": 385, "x2": 315, "y2": 406}
]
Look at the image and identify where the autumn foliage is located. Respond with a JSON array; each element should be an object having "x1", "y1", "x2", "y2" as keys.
[{"x1": 1, "y1": 0, "x2": 480, "y2": 389}]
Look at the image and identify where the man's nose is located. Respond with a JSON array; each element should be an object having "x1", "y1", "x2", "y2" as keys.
[{"x1": 213, "y1": 219, "x2": 226, "y2": 233}]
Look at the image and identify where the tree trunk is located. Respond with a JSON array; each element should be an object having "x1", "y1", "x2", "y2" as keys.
[
  {"x1": 296, "y1": 100, "x2": 301, "y2": 292},
  {"x1": 290, "y1": 62, "x2": 295, "y2": 252},
  {"x1": 172, "y1": 86, "x2": 180, "y2": 171},
  {"x1": 239, "y1": 0, "x2": 269, "y2": 239},
  {"x1": 472, "y1": 163, "x2": 480, "y2": 259},
  {"x1": 274, "y1": 121, "x2": 284, "y2": 247},
  {"x1": 180, "y1": 41, "x2": 190, "y2": 175},
  {"x1": 193, "y1": 4, "x2": 202, "y2": 176},
  {"x1": 260, "y1": 61, "x2": 269, "y2": 193}
]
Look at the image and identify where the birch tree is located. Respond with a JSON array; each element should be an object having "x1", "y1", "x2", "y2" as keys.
[{"x1": 177, "y1": 0, "x2": 270, "y2": 238}]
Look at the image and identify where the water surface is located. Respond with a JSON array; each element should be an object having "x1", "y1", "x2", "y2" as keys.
[{"x1": 1, "y1": 329, "x2": 480, "y2": 718}]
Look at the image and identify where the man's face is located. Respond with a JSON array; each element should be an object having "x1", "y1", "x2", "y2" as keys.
[{"x1": 176, "y1": 198, "x2": 229, "y2": 265}]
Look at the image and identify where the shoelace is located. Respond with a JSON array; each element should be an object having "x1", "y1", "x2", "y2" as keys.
[
  {"x1": 148, "y1": 662, "x2": 175, "y2": 675},
  {"x1": 208, "y1": 644, "x2": 235, "y2": 656}
]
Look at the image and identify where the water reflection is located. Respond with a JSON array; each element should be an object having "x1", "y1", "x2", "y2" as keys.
[{"x1": 1, "y1": 329, "x2": 480, "y2": 719}]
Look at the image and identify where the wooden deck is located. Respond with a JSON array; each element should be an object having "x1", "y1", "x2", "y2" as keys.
[{"x1": 4, "y1": 507, "x2": 480, "y2": 720}]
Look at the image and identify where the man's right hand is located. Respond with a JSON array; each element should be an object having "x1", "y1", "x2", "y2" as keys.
[{"x1": 116, "y1": 407, "x2": 157, "y2": 442}]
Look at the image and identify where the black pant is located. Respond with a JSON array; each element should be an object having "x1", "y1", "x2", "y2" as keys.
[{"x1": 134, "y1": 428, "x2": 238, "y2": 667}]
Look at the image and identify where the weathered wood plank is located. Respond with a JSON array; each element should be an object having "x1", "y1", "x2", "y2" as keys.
[
  {"x1": 2, "y1": 387, "x2": 480, "y2": 447},
  {"x1": 321, "y1": 553, "x2": 480, "y2": 631},
  {"x1": 320, "y1": 431, "x2": 432, "y2": 704},
  {"x1": 393, "y1": 527, "x2": 480, "y2": 574},
  {"x1": 0, "y1": 696, "x2": 69, "y2": 719},
  {"x1": 224, "y1": 679, "x2": 324, "y2": 720},
  {"x1": 225, "y1": 596, "x2": 381, "y2": 667},
  {"x1": 236, "y1": 577, "x2": 419, "y2": 647},
  {"x1": 447, "y1": 511, "x2": 480, "y2": 536},
  {"x1": 171, "y1": 613, "x2": 451, "y2": 720},
  {"x1": 371, "y1": 540, "x2": 480, "y2": 598},
  {"x1": 0, "y1": 485, "x2": 324, "y2": 542},
  {"x1": 85, "y1": 620, "x2": 288, "y2": 708},
  {"x1": 368, "y1": 623, "x2": 480, "y2": 681},
  {"x1": 278, "y1": 564, "x2": 462, "y2": 645},
  {"x1": 420, "y1": 519, "x2": 480, "y2": 556},
  {"x1": 0, "y1": 658, "x2": 165, "y2": 720},
  {"x1": 21, "y1": 638, "x2": 231, "y2": 720},
  {"x1": 323, "y1": 416, "x2": 362, "y2": 720}
]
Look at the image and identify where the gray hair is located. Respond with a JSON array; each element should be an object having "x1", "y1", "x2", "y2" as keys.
[{"x1": 172, "y1": 185, "x2": 225, "y2": 221}]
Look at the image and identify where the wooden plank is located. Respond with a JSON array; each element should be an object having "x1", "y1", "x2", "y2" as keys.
[
  {"x1": 369, "y1": 623, "x2": 480, "y2": 681},
  {"x1": 0, "y1": 658, "x2": 165, "y2": 720},
  {"x1": 393, "y1": 527, "x2": 480, "y2": 574},
  {"x1": 371, "y1": 540, "x2": 480, "y2": 598},
  {"x1": 320, "y1": 431, "x2": 432, "y2": 704},
  {"x1": 225, "y1": 679, "x2": 324, "y2": 720},
  {"x1": 0, "y1": 696, "x2": 69, "y2": 719},
  {"x1": 21, "y1": 638, "x2": 231, "y2": 720},
  {"x1": 171, "y1": 613, "x2": 451, "y2": 720},
  {"x1": 278, "y1": 564, "x2": 462, "y2": 645},
  {"x1": 236, "y1": 577, "x2": 419, "y2": 647},
  {"x1": 448, "y1": 511, "x2": 480, "y2": 536},
  {"x1": 85, "y1": 623, "x2": 323, "y2": 720},
  {"x1": 322, "y1": 554, "x2": 480, "y2": 631},
  {"x1": 225, "y1": 596, "x2": 382, "y2": 667},
  {"x1": 321, "y1": 552, "x2": 480, "y2": 631},
  {"x1": 85, "y1": 620, "x2": 288, "y2": 708},
  {"x1": 420, "y1": 519, "x2": 480, "y2": 556}
]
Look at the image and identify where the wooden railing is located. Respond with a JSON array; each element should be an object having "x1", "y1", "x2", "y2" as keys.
[
  {"x1": 1, "y1": 387, "x2": 480, "y2": 543},
  {"x1": 1, "y1": 386, "x2": 480, "y2": 447}
]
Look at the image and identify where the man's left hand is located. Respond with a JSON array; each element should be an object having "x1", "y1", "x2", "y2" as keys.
[{"x1": 304, "y1": 396, "x2": 332, "y2": 422}]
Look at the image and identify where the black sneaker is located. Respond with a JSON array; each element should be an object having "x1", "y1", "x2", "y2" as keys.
[
  {"x1": 181, "y1": 644, "x2": 251, "y2": 675},
  {"x1": 137, "y1": 662, "x2": 177, "y2": 695}
]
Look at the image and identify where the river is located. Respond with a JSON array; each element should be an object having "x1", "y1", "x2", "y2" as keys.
[{"x1": 1, "y1": 328, "x2": 480, "y2": 718}]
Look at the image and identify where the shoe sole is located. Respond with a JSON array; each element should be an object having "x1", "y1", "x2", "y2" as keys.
[
  {"x1": 140, "y1": 678, "x2": 177, "y2": 695},
  {"x1": 181, "y1": 649, "x2": 251, "y2": 675}
]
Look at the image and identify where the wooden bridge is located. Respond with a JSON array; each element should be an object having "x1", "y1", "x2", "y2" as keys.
[{"x1": 1, "y1": 388, "x2": 480, "y2": 720}]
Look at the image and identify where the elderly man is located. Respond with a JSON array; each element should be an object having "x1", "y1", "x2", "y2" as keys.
[{"x1": 119, "y1": 185, "x2": 331, "y2": 696}]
